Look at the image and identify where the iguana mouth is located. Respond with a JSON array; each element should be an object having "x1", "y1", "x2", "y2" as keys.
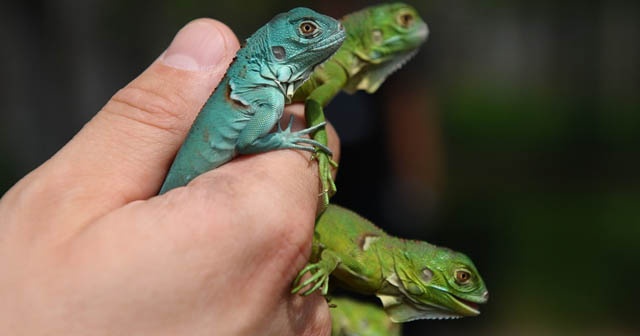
[
  {"x1": 419, "y1": 292, "x2": 481, "y2": 318},
  {"x1": 377, "y1": 279, "x2": 483, "y2": 321},
  {"x1": 449, "y1": 289, "x2": 489, "y2": 316},
  {"x1": 449, "y1": 294, "x2": 481, "y2": 316},
  {"x1": 404, "y1": 290, "x2": 483, "y2": 318}
]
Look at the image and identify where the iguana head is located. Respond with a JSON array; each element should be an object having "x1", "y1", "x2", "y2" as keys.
[
  {"x1": 260, "y1": 7, "x2": 346, "y2": 100},
  {"x1": 377, "y1": 243, "x2": 488, "y2": 322},
  {"x1": 342, "y1": 2, "x2": 429, "y2": 93}
]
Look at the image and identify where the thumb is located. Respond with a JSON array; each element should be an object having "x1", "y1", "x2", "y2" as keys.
[{"x1": 22, "y1": 19, "x2": 240, "y2": 224}]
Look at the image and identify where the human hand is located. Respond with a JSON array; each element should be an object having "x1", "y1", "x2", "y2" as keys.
[{"x1": 0, "y1": 18, "x2": 339, "y2": 335}]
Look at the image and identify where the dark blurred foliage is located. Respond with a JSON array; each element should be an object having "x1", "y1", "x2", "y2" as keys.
[{"x1": 1, "y1": 0, "x2": 639, "y2": 334}]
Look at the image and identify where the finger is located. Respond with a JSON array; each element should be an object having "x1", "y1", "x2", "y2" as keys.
[
  {"x1": 148, "y1": 105, "x2": 339, "y2": 285},
  {"x1": 42, "y1": 19, "x2": 240, "y2": 210},
  {"x1": 134, "y1": 140, "x2": 336, "y2": 334},
  {"x1": 176, "y1": 105, "x2": 340, "y2": 290}
]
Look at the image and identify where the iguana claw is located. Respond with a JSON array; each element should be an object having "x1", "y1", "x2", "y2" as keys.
[
  {"x1": 244, "y1": 115, "x2": 335, "y2": 155},
  {"x1": 276, "y1": 115, "x2": 333, "y2": 155},
  {"x1": 315, "y1": 152, "x2": 337, "y2": 208},
  {"x1": 291, "y1": 249, "x2": 340, "y2": 296},
  {"x1": 291, "y1": 263, "x2": 331, "y2": 296}
]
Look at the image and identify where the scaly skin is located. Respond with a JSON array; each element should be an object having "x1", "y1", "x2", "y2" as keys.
[
  {"x1": 292, "y1": 205, "x2": 489, "y2": 322},
  {"x1": 159, "y1": 8, "x2": 345, "y2": 193},
  {"x1": 330, "y1": 297, "x2": 401, "y2": 336},
  {"x1": 292, "y1": 3, "x2": 429, "y2": 207}
]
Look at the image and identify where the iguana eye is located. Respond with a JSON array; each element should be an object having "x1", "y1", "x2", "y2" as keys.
[
  {"x1": 299, "y1": 21, "x2": 318, "y2": 36},
  {"x1": 455, "y1": 270, "x2": 472, "y2": 284},
  {"x1": 397, "y1": 12, "x2": 414, "y2": 28}
]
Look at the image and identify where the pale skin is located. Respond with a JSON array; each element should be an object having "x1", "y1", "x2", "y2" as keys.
[{"x1": 0, "y1": 18, "x2": 339, "y2": 335}]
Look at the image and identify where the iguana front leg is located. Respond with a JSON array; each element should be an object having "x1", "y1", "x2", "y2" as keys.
[
  {"x1": 306, "y1": 99, "x2": 337, "y2": 206},
  {"x1": 241, "y1": 116, "x2": 331, "y2": 154},
  {"x1": 304, "y1": 67, "x2": 347, "y2": 208},
  {"x1": 235, "y1": 95, "x2": 332, "y2": 155}
]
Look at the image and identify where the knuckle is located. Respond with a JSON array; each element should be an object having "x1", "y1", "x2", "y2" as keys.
[{"x1": 106, "y1": 83, "x2": 196, "y2": 136}]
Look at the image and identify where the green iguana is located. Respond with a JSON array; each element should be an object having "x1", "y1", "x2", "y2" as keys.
[
  {"x1": 159, "y1": 8, "x2": 345, "y2": 193},
  {"x1": 293, "y1": 205, "x2": 489, "y2": 322},
  {"x1": 292, "y1": 3, "x2": 429, "y2": 206},
  {"x1": 330, "y1": 297, "x2": 401, "y2": 336}
]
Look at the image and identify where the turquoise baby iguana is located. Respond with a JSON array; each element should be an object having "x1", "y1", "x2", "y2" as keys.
[
  {"x1": 292, "y1": 3, "x2": 429, "y2": 206},
  {"x1": 292, "y1": 205, "x2": 489, "y2": 322},
  {"x1": 330, "y1": 297, "x2": 401, "y2": 336},
  {"x1": 159, "y1": 8, "x2": 346, "y2": 193}
]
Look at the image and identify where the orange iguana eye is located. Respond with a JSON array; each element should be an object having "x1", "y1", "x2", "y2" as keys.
[
  {"x1": 455, "y1": 270, "x2": 472, "y2": 284},
  {"x1": 299, "y1": 21, "x2": 318, "y2": 36},
  {"x1": 397, "y1": 12, "x2": 414, "y2": 28}
]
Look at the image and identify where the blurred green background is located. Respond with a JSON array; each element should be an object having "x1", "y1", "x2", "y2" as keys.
[{"x1": 1, "y1": 0, "x2": 639, "y2": 335}]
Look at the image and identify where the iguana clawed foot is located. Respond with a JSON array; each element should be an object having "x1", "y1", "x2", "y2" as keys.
[
  {"x1": 276, "y1": 115, "x2": 333, "y2": 155},
  {"x1": 312, "y1": 150, "x2": 338, "y2": 208},
  {"x1": 291, "y1": 250, "x2": 340, "y2": 296},
  {"x1": 302, "y1": 98, "x2": 338, "y2": 208},
  {"x1": 291, "y1": 262, "x2": 331, "y2": 296}
]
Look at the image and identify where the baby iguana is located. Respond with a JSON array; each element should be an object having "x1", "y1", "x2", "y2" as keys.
[
  {"x1": 330, "y1": 297, "x2": 401, "y2": 336},
  {"x1": 292, "y1": 205, "x2": 489, "y2": 322},
  {"x1": 292, "y1": 3, "x2": 429, "y2": 206},
  {"x1": 159, "y1": 8, "x2": 346, "y2": 193}
]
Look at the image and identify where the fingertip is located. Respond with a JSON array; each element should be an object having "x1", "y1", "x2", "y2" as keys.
[{"x1": 161, "y1": 18, "x2": 240, "y2": 71}]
